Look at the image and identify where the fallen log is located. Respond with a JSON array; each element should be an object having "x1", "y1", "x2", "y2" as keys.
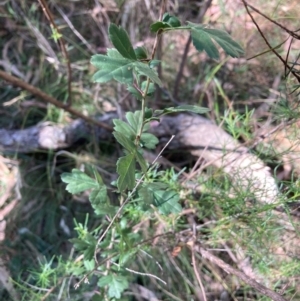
[
  {"x1": 0, "y1": 112, "x2": 279, "y2": 203},
  {"x1": 153, "y1": 114, "x2": 279, "y2": 204},
  {"x1": 0, "y1": 112, "x2": 116, "y2": 153}
]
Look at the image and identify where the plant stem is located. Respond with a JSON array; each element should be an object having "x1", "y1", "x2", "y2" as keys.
[
  {"x1": 135, "y1": 78, "x2": 151, "y2": 145},
  {"x1": 135, "y1": 1, "x2": 166, "y2": 145}
]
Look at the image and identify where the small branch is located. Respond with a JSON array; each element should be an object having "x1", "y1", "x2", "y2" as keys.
[
  {"x1": 55, "y1": 5, "x2": 97, "y2": 54},
  {"x1": 0, "y1": 70, "x2": 113, "y2": 131},
  {"x1": 173, "y1": 0, "x2": 213, "y2": 98},
  {"x1": 196, "y1": 245, "x2": 288, "y2": 301},
  {"x1": 124, "y1": 266, "x2": 166, "y2": 285},
  {"x1": 190, "y1": 241, "x2": 207, "y2": 301},
  {"x1": 136, "y1": 0, "x2": 166, "y2": 144},
  {"x1": 37, "y1": 0, "x2": 73, "y2": 106},
  {"x1": 93, "y1": 135, "x2": 175, "y2": 263},
  {"x1": 242, "y1": 0, "x2": 300, "y2": 40},
  {"x1": 173, "y1": 36, "x2": 192, "y2": 98},
  {"x1": 241, "y1": 0, "x2": 300, "y2": 83},
  {"x1": 150, "y1": 0, "x2": 166, "y2": 60}
]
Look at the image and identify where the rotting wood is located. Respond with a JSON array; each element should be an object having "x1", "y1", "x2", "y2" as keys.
[{"x1": 153, "y1": 114, "x2": 279, "y2": 204}]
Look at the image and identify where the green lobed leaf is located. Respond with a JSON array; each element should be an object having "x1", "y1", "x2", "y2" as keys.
[
  {"x1": 83, "y1": 259, "x2": 95, "y2": 271},
  {"x1": 204, "y1": 28, "x2": 244, "y2": 58},
  {"x1": 89, "y1": 186, "x2": 110, "y2": 215},
  {"x1": 162, "y1": 12, "x2": 171, "y2": 22},
  {"x1": 135, "y1": 151, "x2": 148, "y2": 174},
  {"x1": 133, "y1": 62, "x2": 163, "y2": 86},
  {"x1": 134, "y1": 46, "x2": 148, "y2": 59},
  {"x1": 98, "y1": 274, "x2": 112, "y2": 287},
  {"x1": 92, "y1": 69, "x2": 132, "y2": 84},
  {"x1": 71, "y1": 264, "x2": 86, "y2": 277},
  {"x1": 61, "y1": 169, "x2": 98, "y2": 194},
  {"x1": 69, "y1": 238, "x2": 87, "y2": 251},
  {"x1": 149, "y1": 60, "x2": 161, "y2": 68},
  {"x1": 116, "y1": 154, "x2": 136, "y2": 191},
  {"x1": 151, "y1": 14, "x2": 181, "y2": 32},
  {"x1": 113, "y1": 119, "x2": 136, "y2": 140},
  {"x1": 93, "y1": 167, "x2": 104, "y2": 185},
  {"x1": 153, "y1": 190, "x2": 182, "y2": 214},
  {"x1": 118, "y1": 248, "x2": 138, "y2": 266},
  {"x1": 127, "y1": 82, "x2": 155, "y2": 100},
  {"x1": 190, "y1": 26, "x2": 220, "y2": 59},
  {"x1": 126, "y1": 111, "x2": 142, "y2": 133},
  {"x1": 144, "y1": 108, "x2": 153, "y2": 119},
  {"x1": 70, "y1": 234, "x2": 97, "y2": 260},
  {"x1": 113, "y1": 131, "x2": 136, "y2": 152},
  {"x1": 188, "y1": 22, "x2": 244, "y2": 59},
  {"x1": 138, "y1": 183, "x2": 181, "y2": 214},
  {"x1": 91, "y1": 54, "x2": 134, "y2": 84},
  {"x1": 127, "y1": 85, "x2": 143, "y2": 100},
  {"x1": 140, "y1": 132, "x2": 159, "y2": 149},
  {"x1": 141, "y1": 81, "x2": 155, "y2": 96},
  {"x1": 108, "y1": 23, "x2": 136, "y2": 60},
  {"x1": 98, "y1": 274, "x2": 129, "y2": 299},
  {"x1": 150, "y1": 21, "x2": 171, "y2": 33},
  {"x1": 162, "y1": 13, "x2": 181, "y2": 27},
  {"x1": 95, "y1": 204, "x2": 118, "y2": 215},
  {"x1": 106, "y1": 48, "x2": 124, "y2": 59}
]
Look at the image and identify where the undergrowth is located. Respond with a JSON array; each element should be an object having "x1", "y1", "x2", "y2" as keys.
[{"x1": 1, "y1": 1, "x2": 300, "y2": 301}]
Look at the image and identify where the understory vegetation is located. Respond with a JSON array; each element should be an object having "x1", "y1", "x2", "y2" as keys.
[{"x1": 1, "y1": 0, "x2": 300, "y2": 300}]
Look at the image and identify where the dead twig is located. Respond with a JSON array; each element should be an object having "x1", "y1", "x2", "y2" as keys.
[
  {"x1": 241, "y1": 0, "x2": 300, "y2": 84},
  {"x1": 37, "y1": 0, "x2": 73, "y2": 106},
  {"x1": 0, "y1": 70, "x2": 113, "y2": 131},
  {"x1": 189, "y1": 238, "x2": 208, "y2": 301},
  {"x1": 173, "y1": 0, "x2": 213, "y2": 98},
  {"x1": 195, "y1": 245, "x2": 288, "y2": 301}
]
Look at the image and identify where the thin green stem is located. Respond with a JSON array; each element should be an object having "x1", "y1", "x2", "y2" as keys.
[
  {"x1": 135, "y1": 0, "x2": 166, "y2": 145},
  {"x1": 162, "y1": 26, "x2": 191, "y2": 31},
  {"x1": 136, "y1": 78, "x2": 151, "y2": 145}
]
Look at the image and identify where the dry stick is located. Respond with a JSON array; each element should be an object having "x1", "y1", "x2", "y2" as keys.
[
  {"x1": 149, "y1": 0, "x2": 166, "y2": 61},
  {"x1": 196, "y1": 246, "x2": 288, "y2": 301},
  {"x1": 37, "y1": 0, "x2": 73, "y2": 106},
  {"x1": 40, "y1": 277, "x2": 65, "y2": 301},
  {"x1": 93, "y1": 135, "x2": 175, "y2": 264},
  {"x1": 246, "y1": 37, "x2": 289, "y2": 61},
  {"x1": 0, "y1": 70, "x2": 113, "y2": 131},
  {"x1": 241, "y1": 0, "x2": 300, "y2": 83},
  {"x1": 55, "y1": 6, "x2": 97, "y2": 54},
  {"x1": 286, "y1": 52, "x2": 300, "y2": 93},
  {"x1": 124, "y1": 266, "x2": 166, "y2": 285},
  {"x1": 189, "y1": 222, "x2": 208, "y2": 301},
  {"x1": 285, "y1": 38, "x2": 293, "y2": 78},
  {"x1": 242, "y1": 0, "x2": 300, "y2": 40},
  {"x1": 173, "y1": 0, "x2": 213, "y2": 98},
  {"x1": 173, "y1": 36, "x2": 192, "y2": 99},
  {"x1": 73, "y1": 253, "x2": 119, "y2": 290},
  {"x1": 190, "y1": 242, "x2": 208, "y2": 301}
]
